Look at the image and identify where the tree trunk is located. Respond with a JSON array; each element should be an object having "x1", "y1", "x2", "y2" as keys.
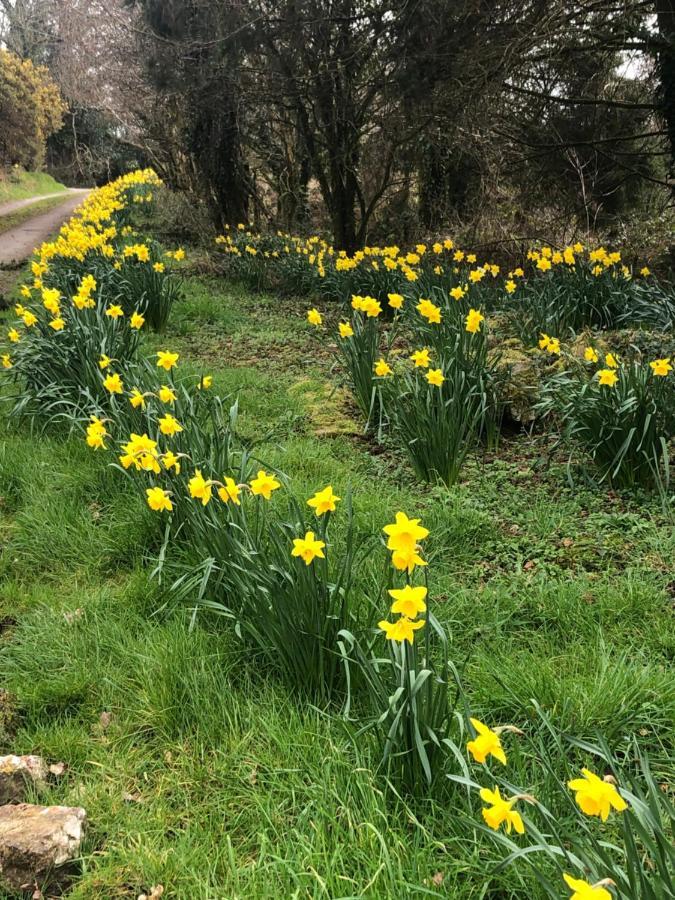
[{"x1": 657, "y1": 0, "x2": 675, "y2": 186}]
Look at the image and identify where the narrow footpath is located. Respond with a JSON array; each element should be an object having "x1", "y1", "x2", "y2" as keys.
[{"x1": 0, "y1": 188, "x2": 90, "y2": 266}]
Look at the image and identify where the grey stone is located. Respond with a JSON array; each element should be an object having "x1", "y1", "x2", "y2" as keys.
[
  {"x1": 0, "y1": 803, "x2": 86, "y2": 891},
  {"x1": 0, "y1": 756, "x2": 48, "y2": 805}
]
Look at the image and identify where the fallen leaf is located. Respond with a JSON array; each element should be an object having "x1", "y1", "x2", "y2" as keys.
[
  {"x1": 523, "y1": 560, "x2": 535, "y2": 570},
  {"x1": 99, "y1": 711, "x2": 112, "y2": 731},
  {"x1": 561, "y1": 538, "x2": 573, "y2": 547},
  {"x1": 431, "y1": 872, "x2": 444, "y2": 886},
  {"x1": 49, "y1": 762, "x2": 66, "y2": 776}
]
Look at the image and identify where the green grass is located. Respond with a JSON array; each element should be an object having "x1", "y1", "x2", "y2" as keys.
[
  {"x1": 0, "y1": 193, "x2": 75, "y2": 237},
  {"x1": 0, "y1": 168, "x2": 67, "y2": 204},
  {"x1": 0, "y1": 271, "x2": 673, "y2": 897}
]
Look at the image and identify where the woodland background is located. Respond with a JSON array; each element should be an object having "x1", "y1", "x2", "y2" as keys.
[{"x1": 1, "y1": 0, "x2": 674, "y2": 257}]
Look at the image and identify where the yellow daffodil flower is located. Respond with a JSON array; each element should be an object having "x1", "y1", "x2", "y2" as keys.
[
  {"x1": 426, "y1": 368, "x2": 444, "y2": 386},
  {"x1": 158, "y1": 385, "x2": 176, "y2": 403},
  {"x1": 387, "y1": 584, "x2": 427, "y2": 619},
  {"x1": 307, "y1": 307, "x2": 322, "y2": 326},
  {"x1": 362, "y1": 296, "x2": 382, "y2": 317},
  {"x1": 129, "y1": 389, "x2": 146, "y2": 409},
  {"x1": 480, "y1": 786, "x2": 525, "y2": 834},
  {"x1": 465, "y1": 308, "x2": 484, "y2": 334},
  {"x1": 378, "y1": 616, "x2": 425, "y2": 644},
  {"x1": 597, "y1": 369, "x2": 618, "y2": 387},
  {"x1": 467, "y1": 718, "x2": 506, "y2": 765},
  {"x1": 291, "y1": 530, "x2": 326, "y2": 565},
  {"x1": 146, "y1": 486, "x2": 173, "y2": 512},
  {"x1": 85, "y1": 417, "x2": 108, "y2": 450},
  {"x1": 162, "y1": 451, "x2": 181, "y2": 474},
  {"x1": 159, "y1": 414, "x2": 183, "y2": 436},
  {"x1": 567, "y1": 769, "x2": 627, "y2": 821},
  {"x1": 188, "y1": 469, "x2": 213, "y2": 505},
  {"x1": 563, "y1": 873, "x2": 613, "y2": 900},
  {"x1": 649, "y1": 358, "x2": 672, "y2": 377},
  {"x1": 417, "y1": 298, "x2": 442, "y2": 324},
  {"x1": 384, "y1": 511, "x2": 429, "y2": 554},
  {"x1": 217, "y1": 476, "x2": 241, "y2": 505},
  {"x1": 157, "y1": 349, "x2": 179, "y2": 370},
  {"x1": 119, "y1": 433, "x2": 160, "y2": 472},
  {"x1": 103, "y1": 372, "x2": 124, "y2": 394},
  {"x1": 250, "y1": 469, "x2": 281, "y2": 500},
  {"x1": 410, "y1": 348, "x2": 431, "y2": 368},
  {"x1": 307, "y1": 485, "x2": 340, "y2": 515},
  {"x1": 374, "y1": 358, "x2": 392, "y2": 377}
]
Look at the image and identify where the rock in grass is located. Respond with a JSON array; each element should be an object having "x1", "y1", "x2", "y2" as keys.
[
  {"x1": 0, "y1": 803, "x2": 86, "y2": 892},
  {"x1": 0, "y1": 756, "x2": 48, "y2": 804}
]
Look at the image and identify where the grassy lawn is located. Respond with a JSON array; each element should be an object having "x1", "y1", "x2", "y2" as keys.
[
  {"x1": 0, "y1": 271, "x2": 673, "y2": 897},
  {"x1": 0, "y1": 169, "x2": 67, "y2": 204}
]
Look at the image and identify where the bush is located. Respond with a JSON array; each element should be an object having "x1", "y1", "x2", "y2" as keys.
[{"x1": 0, "y1": 50, "x2": 66, "y2": 168}]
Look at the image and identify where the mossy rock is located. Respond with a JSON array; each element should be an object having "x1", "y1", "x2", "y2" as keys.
[
  {"x1": 288, "y1": 378, "x2": 361, "y2": 437},
  {"x1": 491, "y1": 338, "x2": 542, "y2": 425}
]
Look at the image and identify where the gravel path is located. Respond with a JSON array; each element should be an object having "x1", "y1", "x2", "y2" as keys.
[
  {"x1": 0, "y1": 190, "x2": 70, "y2": 218},
  {"x1": 0, "y1": 189, "x2": 90, "y2": 266}
]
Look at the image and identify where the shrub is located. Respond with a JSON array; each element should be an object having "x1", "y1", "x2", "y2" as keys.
[{"x1": 0, "y1": 50, "x2": 67, "y2": 168}]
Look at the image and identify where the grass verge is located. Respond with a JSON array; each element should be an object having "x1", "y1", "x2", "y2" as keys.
[{"x1": 0, "y1": 169, "x2": 67, "y2": 205}]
